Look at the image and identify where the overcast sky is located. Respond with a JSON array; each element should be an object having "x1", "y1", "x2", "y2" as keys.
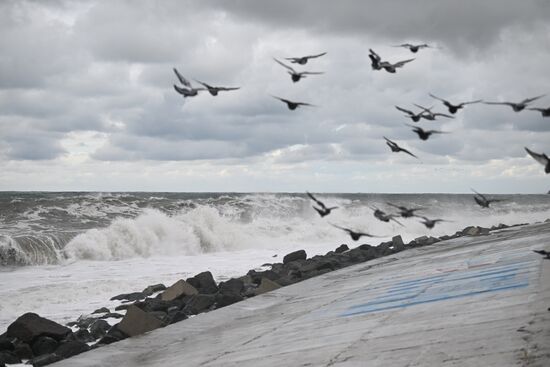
[{"x1": 0, "y1": 0, "x2": 549, "y2": 193}]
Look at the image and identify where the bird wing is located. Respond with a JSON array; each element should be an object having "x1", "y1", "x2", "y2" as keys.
[
  {"x1": 218, "y1": 86, "x2": 240, "y2": 91},
  {"x1": 305, "y1": 52, "x2": 327, "y2": 59},
  {"x1": 461, "y1": 99, "x2": 483, "y2": 105},
  {"x1": 396, "y1": 106, "x2": 414, "y2": 115},
  {"x1": 470, "y1": 188, "x2": 488, "y2": 201},
  {"x1": 173, "y1": 68, "x2": 191, "y2": 87},
  {"x1": 429, "y1": 93, "x2": 448, "y2": 104},
  {"x1": 297, "y1": 102, "x2": 316, "y2": 107},
  {"x1": 427, "y1": 129, "x2": 448, "y2": 134},
  {"x1": 306, "y1": 191, "x2": 326, "y2": 209},
  {"x1": 300, "y1": 71, "x2": 324, "y2": 75},
  {"x1": 284, "y1": 57, "x2": 300, "y2": 62},
  {"x1": 389, "y1": 216, "x2": 405, "y2": 226},
  {"x1": 522, "y1": 94, "x2": 545, "y2": 104},
  {"x1": 413, "y1": 104, "x2": 433, "y2": 113},
  {"x1": 528, "y1": 108, "x2": 545, "y2": 112},
  {"x1": 484, "y1": 101, "x2": 515, "y2": 107},
  {"x1": 394, "y1": 43, "x2": 412, "y2": 48},
  {"x1": 369, "y1": 49, "x2": 381, "y2": 61},
  {"x1": 399, "y1": 147, "x2": 419, "y2": 159},
  {"x1": 393, "y1": 58, "x2": 415, "y2": 68},
  {"x1": 271, "y1": 95, "x2": 291, "y2": 104},
  {"x1": 273, "y1": 58, "x2": 296, "y2": 73},
  {"x1": 525, "y1": 147, "x2": 549, "y2": 166},
  {"x1": 405, "y1": 123, "x2": 422, "y2": 131},
  {"x1": 383, "y1": 136, "x2": 397, "y2": 146},
  {"x1": 173, "y1": 84, "x2": 190, "y2": 95},
  {"x1": 433, "y1": 112, "x2": 455, "y2": 119},
  {"x1": 194, "y1": 80, "x2": 214, "y2": 89}
]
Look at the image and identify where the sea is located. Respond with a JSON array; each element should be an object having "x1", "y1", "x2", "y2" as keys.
[{"x1": 1, "y1": 192, "x2": 549, "y2": 332}]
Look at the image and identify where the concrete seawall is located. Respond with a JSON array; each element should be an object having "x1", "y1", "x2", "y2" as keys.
[{"x1": 54, "y1": 222, "x2": 550, "y2": 366}]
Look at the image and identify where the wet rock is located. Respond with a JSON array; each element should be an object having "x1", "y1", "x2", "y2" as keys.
[
  {"x1": 218, "y1": 278, "x2": 244, "y2": 295},
  {"x1": 115, "y1": 304, "x2": 132, "y2": 311},
  {"x1": 28, "y1": 353, "x2": 62, "y2": 367},
  {"x1": 334, "y1": 244, "x2": 349, "y2": 253},
  {"x1": 183, "y1": 294, "x2": 216, "y2": 315},
  {"x1": 392, "y1": 235, "x2": 405, "y2": 250},
  {"x1": 117, "y1": 305, "x2": 164, "y2": 337},
  {"x1": 142, "y1": 284, "x2": 166, "y2": 297},
  {"x1": 98, "y1": 312, "x2": 124, "y2": 320},
  {"x1": 55, "y1": 340, "x2": 90, "y2": 359},
  {"x1": 7, "y1": 313, "x2": 71, "y2": 343},
  {"x1": 13, "y1": 342, "x2": 33, "y2": 360},
  {"x1": 160, "y1": 280, "x2": 198, "y2": 301},
  {"x1": 0, "y1": 351, "x2": 20, "y2": 365},
  {"x1": 283, "y1": 249, "x2": 307, "y2": 264},
  {"x1": 89, "y1": 319, "x2": 111, "y2": 340},
  {"x1": 31, "y1": 336, "x2": 58, "y2": 356},
  {"x1": 254, "y1": 277, "x2": 282, "y2": 295},
  {"x1": 91, "y1": 307, "x2": 110, "y2": 315},
  {"x1": 69, "y1": 328, "x2": 95, "y2": 343},
  {"x1": 110, "y1": 292, "x2": 145, "y2": 302},
  {"x1": 96, "y1": 325, "x2": 127, "y2": 345},
  {"x1": 186, "y1": 272, "x2": 218, "y2": 294},
  {"x1": 72, "y1": 315, "x2": 97, "y2": 329}
]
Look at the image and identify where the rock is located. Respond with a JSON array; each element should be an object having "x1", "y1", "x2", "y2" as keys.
[
  {"x1": 115, "y1": 304, "x2": 132, "y2": 311},
  {"x1": 55, "y1": 340, "x2": 90, "y2": 359},
  {"x1": 7, "y1": 313, "x2": 71, "y2": 343},
  {"x1": 0, "y1": 351, "x2": 20, "y2": 365},
  {"x1": 110, "y1": 292, "x2": 145, "y2": 302},
  {"x1": 148, "y1": 311, "x2": 168, "y2": 322},
  {"x1": 168, "y1": 311, "x2": 188, "y2": 325},
  {"x1": 96, "y1": 325, "x2": 127, "y2": 345},
  {"x1": 247, "y1": 269, "x2": 281, "y2": 284},
  {"x1": 69, "y1": 328, "x2": 95, "y2": 343},
  {"x1": 184, "y1": 294, "x2": 216, "y2": 315},
  {"x1": 392, "y1": 235, "x2": 405, "y2": 250},
  {"x1": 283, "y1": 249, "x2": 307, "y2": 264},
  {"x1": 254, "y1": 277, "x2": 282, "y2": 296},
  {"x1": 215, "y1": 292, "x2": 243, "y2": 308},
  {"x1": 13, "y1": 342, "x2": 33, "y2": 360},
  {"x1": 98, "y1": 312, "x2": 124, "y2": 320},
  {"x1": 137, "y1": 298, "x2": 183, "y2": 313},
  {"x1": 142, "y1": 284, "x2": 166, "y2": 296},
  {"x1": 186, "y1": 272, "x2": 219, "y2": 294},
  {"x1": 89, "y1": 320, "x2": 111, "y2": 340},
  {"x1": 0, "y1": 337, "x2": 13, "y2": 352},
  {"x1": 91, "y1": 307, "x2": 110, "y2": 315},
  {"x1": 218, "y1": 278, "x2": 244, "y2": 295},
  {"x1": 28, "y1": 353, "x2": 62, "y2": 367},
  {"x1": 334, "y1": 244, "x2": 349, "y2": 253},
  {"x1": 160, "y1": 280, "x2": 198, "y2": 301},
  {"x1": 117, "y1": 305, "x2": 164, "y2": 337},
  {"x1": 72, "y1": 315, "x2": 97, "y2": 329},
  {"x1": 31, "y1": 336, "x2": 58, "y2": 356},
  {"x1": 462, "y1": 226, "x2": 490, "y2": 236}
]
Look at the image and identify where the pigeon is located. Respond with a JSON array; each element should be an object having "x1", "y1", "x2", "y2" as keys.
[
  {"x1": 285, "y1": 52, "x2": 327, "y2": 65},
  {"x1": 525, "y1": 147, "x2": 550, "y2": 174},
  {"x1": 471, "y1": 189, "x2": 504, "y2": 208},
  {"x1": 369, "y1": 206, "x2": 404, "y2": 226},
  {"x1": 272, "y1": 96, "x2": 315, "y2": 110},
  {"x1": 173, "y1": 68, "x2": 205, "y2": 97},
  {"x1": 194, "y1": 80, "x2": 240, "y2": 96},
  {"x1": 395, "y1": 106, "x2": 426, "y2": 122},
  {"x1": 379, "y1": 58, "x2": 415, "y2": 73},
  {"x1": 330, "y1": 223, "x2": 380, "y2": 241},
  {"x1": 307, "y1": 192, "x2": 338, "y2": 217},
  {"x1": 406, "y1": 124, "x2": 448, "y2": 141},
  {"x1": 414, "y1": 104, "x2": 454, "y2": 121},
  {"x1": 484, "y1": 95, "x2": 545, "y2": 112},
  {"x1": 429, "y1": 94, "x2": 483, "y2": 114},
  {"x1": 386, "y1": 203, "x2": 422, "y2": 218},
  {"x1": 528, "y1": 107, "x2": 550, "y2": 117},
  {"x1": 394, "y1": 43, "x2": 431, "y2": 53},
  {"x1": 273, "y1": 58, "x2": 324, "y2": 83},
  {"x1": 533, "y1": 250, "x2": 550, "y2": 259},
  {"x1": 384, "y1": 137, "x2": 418, "y2": 159},
  {"x1": 369, "y1": 49, "x2": 383, "y2": 70},
  {"x1": 418, "y1": 216, "x2": 447, "y2": 229}
]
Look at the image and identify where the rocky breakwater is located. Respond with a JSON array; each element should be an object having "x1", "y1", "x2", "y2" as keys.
[{"x1": 0, "y1": 222, "x2": 520, "y2": 367}]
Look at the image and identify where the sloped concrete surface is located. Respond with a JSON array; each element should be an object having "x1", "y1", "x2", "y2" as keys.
[{"x1": 54, "y1": 222, "x2": 550, "y2": 366}]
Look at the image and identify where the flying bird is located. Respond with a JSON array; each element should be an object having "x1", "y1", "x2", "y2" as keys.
[
  {"x1": 414, "y1": 104, "x2": 454, "y2": 121},
  {"x1": 273, "y1": 58, "x2": 324, "y2": 83},
  {"x1": 429, "y1": 94, "x2": 483, "y2": 114},
  {"x1": 484, "y1": 95, "x2": 545, "y2": 112},
  {"x1": 418, "y1": 216, "x2": 448, "y2": 229},
  {"x1": 395, "y1": 106, "x2": 426, "y2": 122},
  {"x1": 524, "y1": 147, "x2": 550, "y2": 174},
  {"x1": 369, "y1": 49, "x2": 383, "y2": 70},
  {"x1": 394, "y1": 43, "x2": 431, "y2": 53},
  {"x1": 528, "y1": 106, "x2": 550, "y2": 117},
  {"x1": 379, "y1": 58, "x2": 415, "y2": 73},
  {"x1": 369, "y1": 206, "x2": 404, "y2": 226},
  {"x1": 272, "y1": 96, "x2": 315, "y2": 110},
  {"x1": 330, "y1": 224, "x2": 380, "y2": 241},
  {"x1": 306, "y1": 192, "x2": 338, "y2": 217},
  {"x1": 285, "y1": 52, "x2": 327, "y2": 65},
  {"x1": 406, "y1": 124, "x2": 448, "y2": 141},
  {"x1": 384, "y1": 137, "x2": 418, "y2": 159},
  {"x1": 194, "y1": 80, "x2": 240, "y2": 96},
  {"x1": 386, "y1": 203, "x2": 422, "y2": 218},
  {"x1": 173, "y1": 68, "x2": 204, "y2": 97},
  {"x1": 533, "y1": 250, "x2": 550, "y2": 259},
  {"x1": 471, "y1": 189, "x2": 504, "y2": 208}
]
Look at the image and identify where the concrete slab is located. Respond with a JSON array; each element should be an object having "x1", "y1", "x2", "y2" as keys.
[{"x1": 54, "y1": 222, "x2": 550, "y2": 367}]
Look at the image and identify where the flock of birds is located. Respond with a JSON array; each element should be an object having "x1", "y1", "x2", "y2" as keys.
[{"x1": 171, "y1": 42, "x2": 549, "y2": 241}]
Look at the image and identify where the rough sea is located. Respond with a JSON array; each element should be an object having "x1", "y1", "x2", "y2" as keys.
[{"x1": 1, "y1": 192, "x2": 549, "y2": 331}]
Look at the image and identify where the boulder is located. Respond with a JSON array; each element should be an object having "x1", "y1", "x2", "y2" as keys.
[
  {"x1": 31, "y1": 336, "x2": 58, "y2": 356},
  {"x1": 98, "y1": 312, "x2": 124, "y2": 320},
  {"x1": 392, "y1": 235, "x2": 405, "y2": 250},
  {"x1": 0, "y1": 337, "x2": 13, "y2": 352},
  {"x1": 184, "y1": 294, "x2": 216, "y2": 315},
  {"x1": 142, "y1": 284, "x2": 166, "y2": 297},
  {"x1": 215, "y1": 292, "x2": 243, "y2": 308},
  {"x1": 6, "y1": 313, "x2": 71, "y2": 343},
  {"x1": 283, "y1": 249, "x2": 307, "y2": 264},
  {"x1": 334, "y1": 244, "x2": 349, "y2": 253},
  {"x1": 96, "y1": 325, "x2": 127, "y2": 345},
  {"x1": 462, "y1": 226, "x2": 490, "y2": 236},
  {"x1": 254, "y1": 278, "x2": 282, "y2": 296},
  {"x1": 168, "y1": 311, "x2": 188, "y2": 325},
  {"x1": 117, "y1": 305, "x2": 164, "y2": 337},
  {"x1": 89, "y1": 319, "x2": 111, "y2": 340},
  {"x1": 91, "y1": 307, "x2": 110, "y2": 315},
  {"x1": 247, "y1": 269, "x2": 281, "y2": 284},
  {"x1": 28, "y1": 353, "x2": 62, "y2": 367},
  {"x1": 55, "y1": 340, "x2": 90, "y2": 359},
  {"x1": 137, "y1": 297, "x2": 182, "y2": 313},
  {"x1": 13, "y1": 342, "x2": 33, "y2": 360},
  {"x1": 69, "y1": 328, "x2": 95, "y2": 343},
  {"x1": 160, "y1": 280, "x2": 198, "y2": 301},
  {"x1": 110, "y1": 292, "x2": 145, "y2": 302},
  {"x1": 0, "y1": 351, "x2": 20, "y2": 365},
  {"x1": 115, "y1": 304, "x2": 131, "y2": 311},
  {"x1": 218, "y1": 278, "x2": 244, "y2": 295},
  {"x1": 186, "y1": 272, "x2": 218, "y2": 294}
]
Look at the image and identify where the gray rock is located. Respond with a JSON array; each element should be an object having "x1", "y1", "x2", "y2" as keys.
[
  {"x1": 91, "y1": 307, "x2": 110, "y2": 315},
  {"x1": 31, "y1": 336, "x2": 58, "y2": 356},
  {"x1": 254, "y1": 277, "x2": 282, "y2": 295},
  {"x1": 247, "y1": 269, "x2": 281, "y2": 284},
  {"x1": 283, "y1": 249, "x2": 307, "y2": 264},
  {"x1": 138, "y1": 297, "x2": 183, "y2": 313},
  {"x1": 28, "y1": 353, "x2": 62, "y2": 367},
  {"x1": 186, "y1": 272, "x2": 218, "y2": 294},
  {"x1": 55, "y1": 340, "x2": 90, "y2": 359},
  {"x1": 160, "y1": 280, "x2": 198, "y2": 301},
  {"x1": 114, "y1": 304, "x2": 131, "y2": 311},
  {"x1": 98, "y1": 312, "x2": 124, "y2": 320},
  {"x1": 117, "y1": 305, "x2": 164, "y2": 337},
  {"x1": 148, "y1": 311, "x2": 168, "y2": 322},
  {"x1": 0, "y1": 351, "x2": 20, "y2": 365},
  {"x1": 13, "y1": 342, "x2": 33, "y2": 360},
  {"x1": 89, "y1": 319, "x2": 111, "y2": 340},
  {"x1": 142, "y1": 284, "x2": 166, "y2": 296},
  {"x1": 96, "y1": 325, "x2": 127, "y2": 345},
  {"x1": 215, "y1": 292, "x2": 243, "y2": 308},
  {"x1": 334, "y1": 244, "x2": 349, "y2": 253},
  {"x1": 168, "y1": 311, "x2": 188, "y2": 324},
  {"x1": 218, "y1": 278, "x2": 244, "y2": 295},
  {"x1": 184, "y1": 294, "x2": 216, "y2": 315},
  {"x1": 392, "y1": 235, "x2": 405, "y2": 250},
  {"x1": 6, "y1": 313, "x2": 71, "y2": 343},
  {"x1": 110, "y1": 292, "x2": 145, "y2": 302}
]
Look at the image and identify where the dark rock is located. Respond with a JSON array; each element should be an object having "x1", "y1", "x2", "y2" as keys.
[
  {"x1": 72, "y1": 315, "x2": 97, "y2": 329},
  {"x1": 0, "y1": 337, "x2": 14, "y2": 352},
  {"x1": 91, "y1": 307, "x2": 110, "y2": 315},
  {"x1": 137, "y1": 297, "x2": 182, "y2": 313},
  {"x1": 96, "y1": 325, "x2": 127, "y2": 345},
  {"x1": 186, "y1": 271, "x2": 219, "y2": 294},
  {"x1": 461, "y1": 226, "x2": 490, "y2": 236},
  {"x1": 89, "y1": 319, "x2": 111, "y2": 340},
  {"x1": 0, "y1": 351, "x2": 20, "y2": 364},
  {"x1": 31, "y1": 336, "x2": 58, "y2": 356},
  {"x1": 392, "y1": 235, "x2": 405, "y2": 250},
  {"x1": 13, "y1": 342, "x2": 33, "y2": 360},
  {"x1": 148, "y1": 311, "x2": 168, "y2": 322},
  {"x1": 98, "y1": 312, "x2": 124, "y2": 320},
  {"x1": 69, "y1": 328, "x2": 95, "y2": 343},
  {"x1": 334, "y1": 244, "x2": 349, "y2": 253},
  {"x1": 247, "y1": 269, "x2": 281, "y2": 284},
  {"x1": 117, "y1": 305, "x2": 164, "y2": 337},
  {"x1": 168, "y1": 311, "x2": 188, "y2": 324},
  {"x1": 142, "y1": 284, "x2": 166, "y2": 296},
  {"x1": 283, "y1": 249, "x2": 307, "y2": 264},
  {"x1": 7, "y1": 313, "x2": 71, "y2": 343},
  {"x1": 160, "y1": 280, "x2": 198, "y2": 301},
  {"x1": 215, "y1": 292, "x2": 243, "y2": 308},
  {"x1": 115, "y1": 304, "x2": 132, "y2": 311},
  {"x1": 110, "y1": 292, "x2": 145, "y2": 302},
  {"x1": 55, "y1": 340, "x2": 90, "y2": 359},
  {"x1": 184, "y1": 294, "x2": 216, "y2": 315},
  {"x1": 218, "y1": 278, "x2": 244, "y2": 295},
  {"x1": 254, "y1": 277, "x2": 282, "y2": 295},
  {"x1": 28, "y1": 353, "x2": 62, "y2": 367}
]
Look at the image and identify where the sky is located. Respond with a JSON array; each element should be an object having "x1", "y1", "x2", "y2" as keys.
[{"x1": 0, "y1": 0, "x2": 549, "y2": 193}]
